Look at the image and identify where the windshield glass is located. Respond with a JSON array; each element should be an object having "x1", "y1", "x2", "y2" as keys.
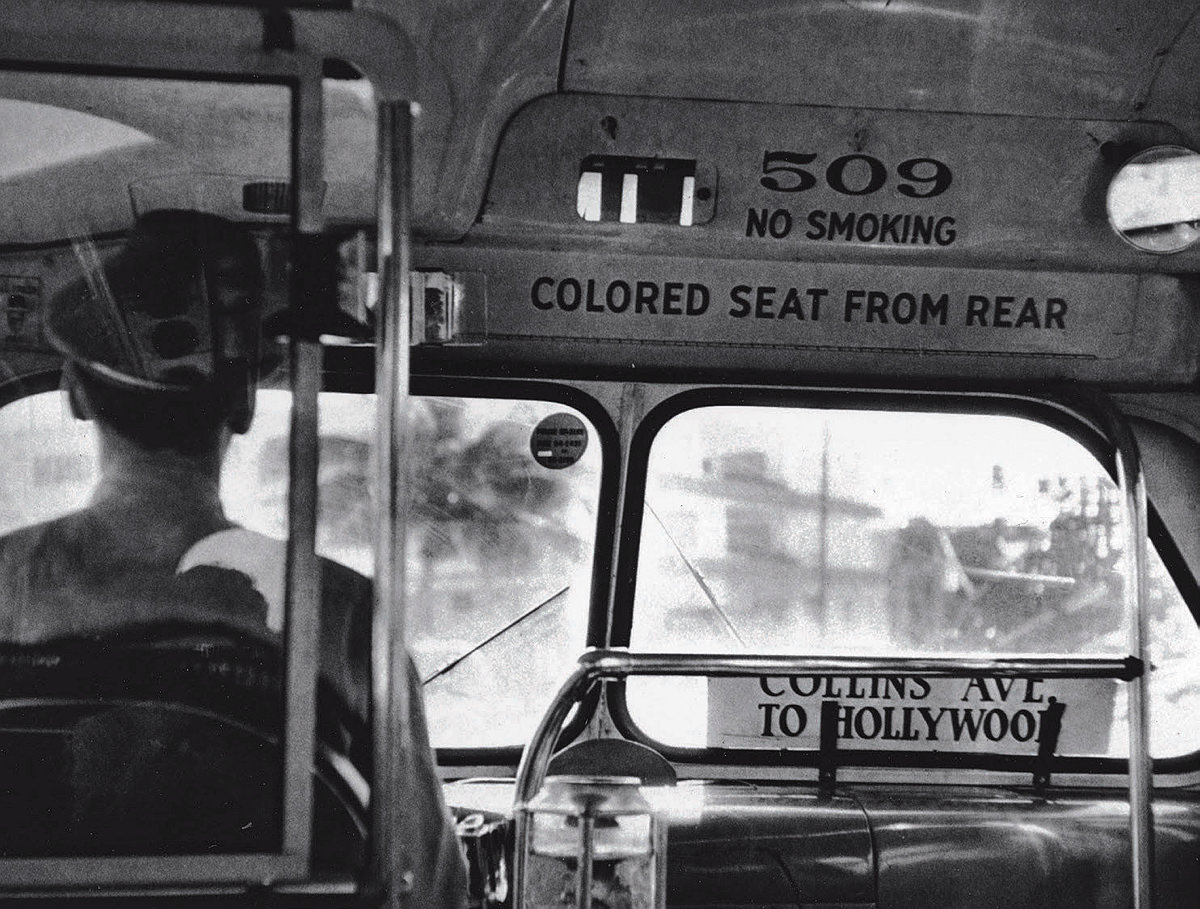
[
  {"x1": 226, "y1": 391, "x2": 602, "y2": 748},
  {"x1": 627, "y1": 404, "x2": 1200, "y2": 758},
  {"x1": 0, "y1": 389, "x2": 602, "y2": 751}
]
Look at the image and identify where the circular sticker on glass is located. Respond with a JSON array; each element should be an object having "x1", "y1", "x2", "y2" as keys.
[{"x1": 530, "y1": 412, "x2": 589, "y2": 469}]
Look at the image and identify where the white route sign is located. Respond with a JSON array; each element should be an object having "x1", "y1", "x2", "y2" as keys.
[{"x1": 707, "y1": 674, "x2": 1118, "y2": 755}]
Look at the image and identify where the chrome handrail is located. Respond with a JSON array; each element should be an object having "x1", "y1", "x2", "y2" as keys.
[
  {"x1": 513, "y1": 646, "x2": 1151, "y2": 908},
  {"x1": 371, "y1": 99, "x2": 418, "y2": 909},
  {"x1": 515, "y1": 393, "x2": 1154, "y2": 908},
  {"x1": 513, "y1": 649, "x2": 1141, "y2": 804},
  {"x1": 1093, "y1": 397, "x2": 1154, "y2": 909}
]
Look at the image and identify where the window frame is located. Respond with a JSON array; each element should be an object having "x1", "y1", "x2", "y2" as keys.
[
  {"x1": 405, "y1": 375, "x2": 620, "y2": 764},
  {"x1": 607, "y1": 386, "x2": 1200, "y2": 778},
  {"x1": 0, "y1": 58, "x2": 317, "y2": 888},
  {"x1": 0, "y1": 373, "x2": 620, "y2": 766}
]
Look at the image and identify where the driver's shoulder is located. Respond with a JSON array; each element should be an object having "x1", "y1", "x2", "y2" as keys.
[
  {"x1": 0, "y1": 514, "x2": 157, "y2": 641},
  {"x1": 317, "y1": 556, "x2": 372, "y2": 656},
  {"x1": 0, "y1": 508, "x2": 196, "y2": 575},
  {"x1": 0, "y1": 521, "x2": 58, "y2": 635},
  {"x1": 0, "y1": 514, "x2": 71, "y2": 550},
  {"x1": 319, "y1": 556, "x2": 372, "y2": 603},
  {"x1": 0, "y1": 513, "x2": 92, "y2": 578}
]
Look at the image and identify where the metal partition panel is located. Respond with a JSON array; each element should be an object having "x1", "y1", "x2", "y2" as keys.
[{"x1": 0, "y1": 1, "x2": 407, "y2": 892}]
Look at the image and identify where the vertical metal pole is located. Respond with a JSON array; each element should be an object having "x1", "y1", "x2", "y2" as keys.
[
  {"x1": 1119, "y1": 442, "x2": 1153, "y2": 909},
  {"x1": 817, "y1": 420, "x2": 830, "y2": 636},
  {"x1": 370, "y1": 99, "x2": 415, "y2": 909},
  {"x1": 281, "y1": 59, "x2": 325, "y2": 867},
  {"x1": 577, "y1": 815, "x2": 594, "y2": 909},
  {"x1": 1099, "y1": 401, "x2": 1153, "y2": 909}
]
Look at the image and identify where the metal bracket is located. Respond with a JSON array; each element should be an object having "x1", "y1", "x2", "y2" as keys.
[
  {"x1": 262, "y1": 7, "x2": 295, "y2": 52},
  {"x1": 1032, "y1": 697, "x2": 1066, "y2": 790},
  {"x1": 818, "y1": 699, "x2": 840, "y2": 795}
]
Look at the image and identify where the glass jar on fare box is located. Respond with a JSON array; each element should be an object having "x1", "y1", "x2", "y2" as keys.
[{"x1": 520, "y1": 775, "x2": 666, "y2": 909}]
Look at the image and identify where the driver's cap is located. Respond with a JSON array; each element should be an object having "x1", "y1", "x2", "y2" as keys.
[{"x1": 47, "y1": 209, "x2": 266, "y2": 432}]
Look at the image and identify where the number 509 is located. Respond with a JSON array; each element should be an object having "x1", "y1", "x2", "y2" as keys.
[{"x1": 759, "y1": 151, "x2": 953, "y2": 199}]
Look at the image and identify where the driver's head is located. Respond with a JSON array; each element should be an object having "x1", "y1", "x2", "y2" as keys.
[{"x1": 47, "y1": 210, "x2": 266, "y2": 455}]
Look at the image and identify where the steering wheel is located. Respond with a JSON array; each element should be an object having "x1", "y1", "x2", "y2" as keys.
[
  {"x1": 0, "y1": 623, "x2": 371, "y2": 863},
  {"x1": 0, "y1": 621, "x2": 369, "y2": 771}
]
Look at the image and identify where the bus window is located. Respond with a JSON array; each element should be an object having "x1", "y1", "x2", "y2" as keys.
[
  {"x1": 0, "y1": 393, "x2": 95, "y2": 533},
  {"x1": 0, "y1": 388, "x2": 603, "y2": 752},
  {"x1": 625, "y1": 403, "x2": 1200, "y2": 758},
  {"x1": 228, "y1": 391, "x2": 603, "y2": 749},
  {"x1": 401, "y1": 397, "x2": 601, "y2": 749}
]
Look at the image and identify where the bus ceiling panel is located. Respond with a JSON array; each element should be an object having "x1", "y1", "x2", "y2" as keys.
[
  {"x1": 384, "y1": 0, "x2": 571, "y2": 240},
  {"x1": 410, "y1": 245, "x2": 1200, "y2": 387},
  {"x1": 0, "y1": 72, "x2": 375, "y2": 182},
  {"x1": 0, "y1": 1, "x2": 423, "y2": 248},
  {"x1": 0, "y1": 0, "x2": 415, "y2": 91},
  {"x1": 0, "y1": 1, "x2": 571, "y2": 242},
  {"x1": 0, "y1": 70, "x2": 378, "y2": 246},
  {"x1": 563, "y1": 0, "x2": 1200, "y2": 129},
  {"x1": 0, "y1": 1, "x2": 293, "y2": 74},
  {"x1": 1140, "y1": 6, "x2": 1200, "y2": 128},
  {"x1": 472, "y1": 93, "x2": 1200, "y2": 273}
]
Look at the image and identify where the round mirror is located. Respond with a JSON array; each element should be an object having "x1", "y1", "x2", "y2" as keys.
[{"x1": 1107, "y1": 145, "x2": 1200, "y2": 254}]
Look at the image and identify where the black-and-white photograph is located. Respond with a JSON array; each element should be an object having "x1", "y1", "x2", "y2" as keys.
[{"x1": 0, "y1": 3, "x2": 1197, "y2": 907}]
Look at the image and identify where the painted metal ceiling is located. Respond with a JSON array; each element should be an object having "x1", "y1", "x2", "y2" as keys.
[
  {"x1": 558, "y1": 1, "x2": 1200, "y2": 124},
  {"x1": 364, "y1": 0, "x2": 1200, "y2": 126},
  {"x1": 368, "y1": 0, "x2": 1200, "y2": 237},
  {"x1": 1, "y1": 1, "x2": 1198, "y2": 242}
]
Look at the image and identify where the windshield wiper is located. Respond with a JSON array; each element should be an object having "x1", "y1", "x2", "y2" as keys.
[
  {"x1": 420, "y1": 585, "x2": 570, "y2": 685},
  {"x1": 422, "y1": 496, "x2": 748, "y2": 685},
  {"x1": 646, "y1": 501, "x2": 746, "y2": 647}
]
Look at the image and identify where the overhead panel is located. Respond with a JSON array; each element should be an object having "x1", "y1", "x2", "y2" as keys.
[
  {"x1": 562, "y1": 0, "x2": 1200, "y2": 126},
  {"x1": 476, "y1": 95, "x2": 1195, "y2": 269},
  {"x1": 415, "y1": 93, "x2": 1200, "y2": 384}
]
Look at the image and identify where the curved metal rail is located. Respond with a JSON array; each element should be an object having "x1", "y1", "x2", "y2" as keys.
[
  {"x1": 514, "y1": 650, "x2": 1141, "y2": 803},
  {"x1": 513, "y1": 648, "x2": 1149, "y2": 909},
  {"x1": 513, "y1": 398, "x2": 1155, "y2": 909}
]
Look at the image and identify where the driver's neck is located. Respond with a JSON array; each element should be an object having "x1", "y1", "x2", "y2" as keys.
[{"x1": 88, "y1": 428, "x2": 231, "y2": 547}]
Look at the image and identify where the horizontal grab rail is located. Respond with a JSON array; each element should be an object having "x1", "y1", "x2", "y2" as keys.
[
  {"x1": 514, "y1": 647, "x2": 1141, "y2": 803},
  {"x1": 571, "y1": 649, "x2": 1141, "y2": 680}
]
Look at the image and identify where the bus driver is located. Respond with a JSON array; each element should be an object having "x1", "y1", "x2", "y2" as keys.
[{"x1": 0, "y1": 210, "x2": 465, "y2": 905}]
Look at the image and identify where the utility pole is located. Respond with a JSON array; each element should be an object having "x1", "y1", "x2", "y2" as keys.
[{"x1": 817, "y1": 421, "x2": 830, "y2": 636}]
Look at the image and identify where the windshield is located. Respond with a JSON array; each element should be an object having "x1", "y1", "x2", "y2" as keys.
[
  {"x1": 0, "y1": 389, "x2": 602, "y2": 751},
  {"x1": 626, "y1": 404, "x2": 1200, "y2": 758},
  {"x1": 227, "y1": 391, "x2": 603, "y2": 748}
]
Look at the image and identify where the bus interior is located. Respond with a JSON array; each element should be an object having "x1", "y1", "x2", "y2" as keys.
[{"x1": 0, "y1": 1, "x2": 1198, "y2": 907}]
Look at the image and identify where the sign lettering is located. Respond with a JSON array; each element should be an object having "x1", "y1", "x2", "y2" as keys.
[
  {"x1": 747, "y1": 208, "x2": 958, "y2": 246},
  {"x1": 531, "y1": 277, "x2": 711, "y2": 316},
  {"x1": 754, "y1": 151, "x2": 956, "y2": 246},
  {"x1": 708, "y1": 675, "x2": 1117, "y2": 754},
  {"x1": 532, "y1": 278, "x2": 1070, "y2": 333},
  {"x1": 759, "y1": 152, "x2": 953, "y2": 199},
  {"x1": 1, "y1": 273, "x2": 44, "y2": 348},
  {"x1": 422, "y1": 249, "x2": 1140, "y2": 360}
]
